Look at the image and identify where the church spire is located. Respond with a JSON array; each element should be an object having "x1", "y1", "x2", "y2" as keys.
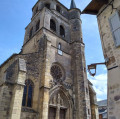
[{"x1": 70, "y1": 0, "x2": 76, "y2": 9}]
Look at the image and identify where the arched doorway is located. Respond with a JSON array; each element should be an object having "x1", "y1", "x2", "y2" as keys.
[{"x1": 48, "y1": 87, "x2": 72, "y2": 119}]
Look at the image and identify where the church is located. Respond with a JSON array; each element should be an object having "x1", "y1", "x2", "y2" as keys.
[{"x1": 0, "y1": 0, "x2": 98, "y2": 119}]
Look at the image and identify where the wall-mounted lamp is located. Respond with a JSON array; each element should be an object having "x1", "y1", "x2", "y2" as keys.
[
  {"x1": 88, "y1": 64, "x2": 97, "y2": 77},
  {"x1": 88, "y1": 59, "x2": 109, "y2": 77},
  {"x1": 88, "y1": 58, "x2": 109, "y2": 76}
]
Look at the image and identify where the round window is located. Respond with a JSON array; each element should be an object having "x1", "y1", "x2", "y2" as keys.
[{"x1": 50, "y1": 65, "x2": 62, "y2": 79}]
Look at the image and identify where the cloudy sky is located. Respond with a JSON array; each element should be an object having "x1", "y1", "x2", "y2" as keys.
[{"x1": 0, "y1": 0, "x2": 107, "y2": 101}]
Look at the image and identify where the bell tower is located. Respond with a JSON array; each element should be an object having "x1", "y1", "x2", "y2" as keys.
[{"x1": 20, "y1": 0, "x2": 91, "y2": 119}]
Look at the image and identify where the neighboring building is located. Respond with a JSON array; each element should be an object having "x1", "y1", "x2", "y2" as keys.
[
  {"x1": 82, "y1": 0, "x2": 120, "y2": 119},
  {"x1": 97, "y1": 100, "x2": 107, "y2": 119},
  {"x1": 0, "y1": 0, "x2": 98, "y2": 119},
  {"x1": 89, "y1": 80, "x2": 99, "y2": 119}
]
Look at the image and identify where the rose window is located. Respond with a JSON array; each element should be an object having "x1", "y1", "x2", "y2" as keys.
[{"x1": 50, "y1": 65, "x2": 62, "y2": 79}]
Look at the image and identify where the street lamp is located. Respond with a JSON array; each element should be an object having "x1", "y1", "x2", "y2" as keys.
[{"x1": 88, "y1": 61, "x2": 108, "y2": 76}]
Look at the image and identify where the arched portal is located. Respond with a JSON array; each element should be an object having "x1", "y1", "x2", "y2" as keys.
[{"x1": 48, "y1": 86, "x2": 72, "y2": 119}]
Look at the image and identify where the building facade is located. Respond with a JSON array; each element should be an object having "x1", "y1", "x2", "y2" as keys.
[
  {"x1": 97, "y1": 100, "x2": 107, "y2": 119},
  {"x1": 83, "y1": 0, "x2": 120, "y2": 119},
  {"x1": 0, "y1": 0, "x2": 98, "y2": 119}
]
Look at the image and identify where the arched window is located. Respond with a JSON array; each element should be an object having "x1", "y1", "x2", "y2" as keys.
[
  {"x1": 58, "y1": 43, "x2": 63, "y2": 55},
  {"x1": 56, "y1": 5, "x2": 61, "y2": 13},
  {"x1": 45, "y1": 3, "x2": 50, "y2": 9},
  {"x1": 58, "y1": 43, "x2": 61, "y2": 50},
  {"x1": 36, "y1": 20, "x2": 40, "y2": 31},
  {"x1": 50, "y1": 19, "x2": 56, "y2": 32},
  {"x1": 22, "y1": 79, "x2": 34, "y2": 107},
  {"x1": 29, "y1": 27, "x2": 33, "y2": 39},
  {"x1": 60, "y1": 25, "x2": 65, "y2": 37},
  {"x1": 35, "y1": 7, "x2": 38, "y2": 13}
]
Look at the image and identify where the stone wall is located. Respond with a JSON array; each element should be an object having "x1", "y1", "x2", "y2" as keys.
[
  {"x1": 0, "y1": 58, "x2": 26, "y2": 119},
  {"x1": 0, "y1": 84, "x2": 13, "y2": 119},
  {"x1": 97, "y1": 0, "x2": 120, "y2": 118}
]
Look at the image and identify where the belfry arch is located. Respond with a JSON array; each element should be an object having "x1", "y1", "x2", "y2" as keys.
[{"x1": 48, "y1": 85, "x2": 73, "y2": 119}]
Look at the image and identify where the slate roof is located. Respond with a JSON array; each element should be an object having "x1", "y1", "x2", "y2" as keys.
[
  {"x1": 97, "y1": 99, "x2": 107, "y2": 107},
  {"x1": 70, "y1": 0, "x2": 76, "y2": 9}
]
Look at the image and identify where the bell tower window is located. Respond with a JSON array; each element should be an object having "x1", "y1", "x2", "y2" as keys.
[
  {"x1": 29, "y1": 27, "x2": 33, "y2": 39},
  {"x1": 60, "y1": 25, "x2": 65, "y2": 37},
  {"x1": 45, "y1": 3, "x2": 50, "y2": 9},
  {"x1": 50, "y1": 19, "x2": 56, "y2": 32},
  {"x1": 56, "y1": 5, "x2": 61, "y2": 13},
  {"x1": 36, "y1": 20, "x2": 40, "y2": 31},
  {"x1": 35, "y1": 7, "x2": 38, "y2": 13}
]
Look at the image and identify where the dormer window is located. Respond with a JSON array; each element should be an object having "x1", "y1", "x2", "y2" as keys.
[
  {"x1": 50, "y1": 19, "x2": 56, "y2": 32},
  {"x1": 58, "y1": 43, "x2": 63, "y2": 55},
  {"x1": 56, "y1": 5, "x2": 61, "y2": 13},
  {"x1": 60, "y1": 25, "x2": 65, "y2": 37},
  {"x1": 45, "y1": 3, "x2": 50, "y2": 9}
]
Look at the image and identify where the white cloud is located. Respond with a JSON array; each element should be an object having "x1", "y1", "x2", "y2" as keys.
[{"x1": 88, "y1": 73, "x2": 107, "y2": 101}]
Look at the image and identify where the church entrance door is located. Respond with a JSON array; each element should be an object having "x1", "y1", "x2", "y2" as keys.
[
  {"x1": 60, "y1": 109, "x2": 66, "y2": 119},
  {"x1": 49, "y1": 107, "x2": 56, "y2": 119}
]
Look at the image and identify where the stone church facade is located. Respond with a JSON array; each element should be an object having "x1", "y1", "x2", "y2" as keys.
[{"x1": 0, "y1": 0, "x2": 98, "y2": 119}]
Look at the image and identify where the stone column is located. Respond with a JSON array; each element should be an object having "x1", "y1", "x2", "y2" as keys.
[
  {"x1": 56, "y1": 94, "x2": 61, "y2": 119},
  {"x1": 38, "y1": 38, "x2": 51, "y2": 119},
  {"x1": 9, "y1": 58, "x2": 26, "y2": 119},
  {"x1": 56, "y1": 106, "x2": 60, "y2": 119},
  {"x1": 71, "y1": 42, "x2": 89, "y2": 119}
]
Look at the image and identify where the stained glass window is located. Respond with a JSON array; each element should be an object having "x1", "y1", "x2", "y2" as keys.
[
  {"x1": 22, "y1": 79, "x2": 34, "y2": 107},
  {"x1": 51, "y1": 65, "x2": 62, "y2": 79}
]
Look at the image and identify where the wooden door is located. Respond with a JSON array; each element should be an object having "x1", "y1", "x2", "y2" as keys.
[
  {"x1": 60, "y1": 109, "x2": 66, "y2": 119},
  {"x1": 49, "y1": 107, "x2": 56, "y2": 119}
]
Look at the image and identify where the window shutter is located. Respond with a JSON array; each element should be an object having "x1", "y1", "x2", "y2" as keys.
[{"x1": 109, "y1": 11, "x2": 120, "y2": 47}]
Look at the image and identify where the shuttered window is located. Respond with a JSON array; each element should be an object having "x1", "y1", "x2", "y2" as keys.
[{"x1": 109, "y1": 11, "x2": 120, "y2": 47}]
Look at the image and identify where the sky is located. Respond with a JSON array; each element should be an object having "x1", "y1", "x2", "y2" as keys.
[{"x1": 0, "y1": 0, "x2": 107, "y2": 101}]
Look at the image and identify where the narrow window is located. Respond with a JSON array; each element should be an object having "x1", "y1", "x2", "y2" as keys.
[
  {"x1": 22, "y1": 79, "x2": 34, "y2": 108},
  {"x1": 86, "y1": 87, "x2": 88, "y2": 94},
  {"x1": 36, "y1": 20, "x2": 40, "y2": 31},
  {"x1": 56, "y1": 5, "x2": 61, "y2": 13},
  {"x1": 58, "y1": 43, "x2": 63, "y2": 55},
  {"x1": 58, "y1": 43, "x2": 61, "y2": 50},
  {"x1": 45, "y1": 3, "x2": 50, "y2": 9},
  {"x1": 29, "y1": 27, "x2": 33, "y2": 39},
  {"x1": 88, "y1": 109, "x2": 89, "y2": 115},
  {"x1": 35, "y1": 7, "x2": 38, "y2": 13},
  {"x1": 109, "y1": 11, "x2": 120, "y2": 47},
  {"x1": 50, "y1": 19, "x2": 56, "y2": 32},
  {"x1": 60, "y1": 25, "x2": 65, "y2": 37}
]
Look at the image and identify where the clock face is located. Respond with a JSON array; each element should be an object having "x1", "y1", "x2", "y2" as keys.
[{"x1": 50, "y1": 65, "x2": 62, "y2": 80}]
